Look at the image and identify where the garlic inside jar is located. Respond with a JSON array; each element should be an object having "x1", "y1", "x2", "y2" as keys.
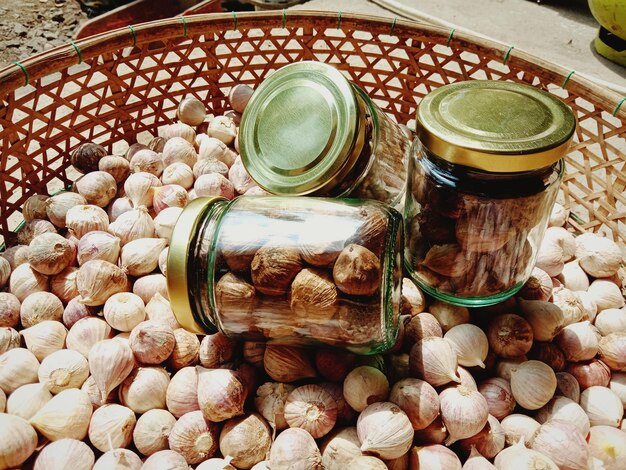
[
  {"x1": 404, "y1": 80, "x2": 576, "y2": 306},
  {"x1": 168, "y1": 196, "x2": 403, "y2": 354}
]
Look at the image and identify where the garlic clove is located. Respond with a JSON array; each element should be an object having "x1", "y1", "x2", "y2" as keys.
[
  {"x1": 457, "y1": 414, "x2": 505, "y2": 459},
  {"x1": 478, "y1": 378, "x2": 516, "y2": 421},
  {"x1": 65, "y1": 204, "x2": 109, "y2": 239},
  {"x1": 154, "y1": 206, "x2": 183, "y2": 241},
  {"x1": 34, "y1": 438, "x2": 95, "y2": 470},
  {"x1": 444, "y1": 323, "x2": 488, "y2": 368},
  {"x1": 598, "y1": 333, "x2": 626, "y2": 372},
  {"x1": 103, "y1": 292, "x2": 146, "y2": 332},
  {"x1": 0, "y1": 413, "x2": 38, "y2": 469},
  {"x1": 18, "y1": 218, "x2": 57, "y2": 246},
  {"x1": 552, "y1": 287, "x2": 587, "y2": 325},
  {"x1": 343, "y1": 365, "x2": 389, "y2": 413},
  {"x1": 162, "y1": 162, "x2": 195, "y2": 189},
  {"x1": 357, "y1": 402, "x2": 414, "y2": 460},
  {"x1": 283, "y1": 384, "x2": 338, "y2": 439},
  {"x1": 152, "y1": 184, "x2": 190, "y2": 214},
  {"x1": 66, "y1": 316, "x2": 113, "y2": 357},
  {"x1": 0, "y1": 347, "x2": 40, "y2": 394},
  {"x1": 530, "y1": 420, "x2": 591, "y2": 470},
  {"x1": 145, "y1": 292, "x2": 180, "y2": 329},
  {"x1": 88, "y1": 403, "x2": 137, "y2": 452},
  {"x1": 93, "y1": 448, "x2": 143, "y2": 470},
  {"x1": 580, "y1": 386, "x2": 624, "y2": 428},
  {"x1": 166, "y1": 366, "x2": 200, "y2": 418},
  {"x1": 10, "y1": 263, "x2": 49, "y2": 302},
  {"x1": 124, "y1": 171, "x2": 161, "y2": 208},
  {"x1": 535, "y1": 396, "x2": 590, "y2": 438},
  {"x1": 119, "y1": 366, "x2": 169, "y2": 414},
  {"x1": 0, "y1": 326, "x2": 21, "y2": 354},
  {"x1": 21, "y1": 320, "x2": 68, "y2": 361},
  {"x1": 108, "y1": 206, "x2": 156, "y2": 245},
  {"x1": 263, "y1": 344, "x2": 316, "y2": 383},
  {"x1": 254, "y1": 382, "x2": 295, "y2": 431},
  {"x1": 500, "y1": 414, "x2": 541, "y2": 447},
  {"x1": 566, "y1": 359, "x2": 611, "y2": 390},
  {"x1": 130, "y1": 148, "x2": 164, "y2": 176},
  {"x1": 20, "y1": 291, "x2": 64, "y2": 327},
  {"x1": 194, "y1": 172, "x2": 235, "y2": 199},
  {"x1": 29, "y1": 388, "x2": 93, "y2": 441},
  {"x1": 120, "y1": 237, "x2": 168, "y2": 276},
  {"x1": 229, "y1": 84, "x2": 254, "y2": 113},
  {"x1": 320, "y1": 426, "x2": 362, "y2": 470},
  {"x1": 555, "y1": 320, "x2": 600, "y2": 362},
  {"x1": 510, "y1": 360, "x2": 557, "y2": 410},
  {"x1": 556, "y1": 371, "x2": 581, "y2": 403},
  {"x1": 46, "y1": 192, "x2": 88, "y2": 228},
  {"x1": 168, "y1": 410, "x2": 219, "y2": 464},
  {"x1": 219, "y1": 412, "x2": 272, "y2": 469},
  {"x1": 38, "y1": 348, "x2": 89, "y2": 394},
  {"x1": 99, "y1": 154, "x2": 131, "y2": 183},
  {"x1": 133, "y1": 408, "x2": 176, "y2": 457},
  {"x1": 587, "y1": 425, "x2": 626, "y2": 470},
  {"x1": 88, "y1": 338, "x2": 135, "y2": 401},
  {"x1": 77, "y1": 230, "x2": 121, "y2": 265},
  {"x1": 575, "y1": 233, "x2": 622, "y2": 278},
  {"x1": 76, "y1": 259, "x2": 128, "y2": 306},
  {"x1": 27, "y1": 232, "x2": 75, "y2": 275},
  {"x1": 595, "y1": 308, "x2": 626, "y2": 336},
  {"x1": 588, "y1": 280, "x2": 625, "y2": 312},
  {"x1": 75, "y1": 171, "x2": 118, "y2": 207},
  {"x1": 429, "y1": 300, "x2": 470, "y2": 332},
  {"x1": 168, "y1": 327, "x2": 200, "y2": 370},
  {"x1": 409, "y1": 444, "x2": 462, "y2": 470},
  {"x1": 409, "y1": 336, "x2": 460, "y2": 386},
  {"x1": 2, "y1": 244, "x2": 31, "y2": 270},
  {"x1": 129, "y1": 320, "x2": 175, "y2": 364},
  {"x1": 22, "y1": 194, "x2": 50, "y2": 222},
  {"x1": 518, "y1": 267, "x2": 553, "y2": 301},
  {"x1": 0, "y1": 292, "x2": 20, "y2": 329},
  {"x1": 51, "y1": 267, "x2": 79, "y2": 304},
  {"x1": 163, "y1": 136, "x2": 198, "y2": 168},
  {"x1": 518, "y1": 298, "x2": 566, "y2": 341},
  {"x1": 494, "y1": 438, "x2": 559, "y2": 470},
  {"x1": 389, "y1": 377, "x2": 439, "y2": 430},
  {"x1": 197, "y1": 367, "x2": 246, "y2": 422},
  {"x1": 439, "y1": 385, "x2": 489, "y2": 445},
  {"x1": 7, "y1": 382, "x2": 52, "y2": 420},
  {"x1": 462, "y1": 447, "x2": 496, "y2": 470},
  {"x1": 269, "y1": 427, "x2": 322, "y2": 470}
]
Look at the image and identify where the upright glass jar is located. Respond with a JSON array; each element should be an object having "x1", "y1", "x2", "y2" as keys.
[
  {"x1": 167, "y1": 196, "x2": 403, "y2": 354},
  {"x1": 405, "y1": 80, "x2": 576, "y2": 307},
  {"x1": 239, "y1": 61, "x2": 411, "y2": 208}
]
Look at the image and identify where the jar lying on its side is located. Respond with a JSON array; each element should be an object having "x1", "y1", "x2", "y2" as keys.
[
  {"x1": 405, "y1": 80, "x2": 576, "y2": 307},
  {"x1": 167, "y1": 196, "x2": 403, "y2": 354},
  {"x1": 239, "y1": 61, "x2": 411, "y2": 208}
]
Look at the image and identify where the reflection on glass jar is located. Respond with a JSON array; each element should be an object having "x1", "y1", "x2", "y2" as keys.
[
  {"x1": 404, "y1": 80, "x2": 576, "y2": 307},
  {"x1": 168, "y1": 196, "x2": 403, "y2": 354}
]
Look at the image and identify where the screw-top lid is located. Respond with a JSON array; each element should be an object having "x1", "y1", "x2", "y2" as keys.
[
  {"x1": 416, "y1": 80, "x2": 576, "y2": 172},
  {"x1": 239, "y1": 61, "x2": 367, "y2": 194},
  {"x1": 167, "y1": 197, "x2": 224, "y2": 335}
]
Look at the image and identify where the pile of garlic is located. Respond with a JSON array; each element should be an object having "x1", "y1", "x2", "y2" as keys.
[{"x1": 0, "y1": 87, "x2": 625, "y2": 470}]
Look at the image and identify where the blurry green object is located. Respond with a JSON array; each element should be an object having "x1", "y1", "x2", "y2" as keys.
[{"x1": 588, "y1": 0, "x2": 626, "y2": 66}]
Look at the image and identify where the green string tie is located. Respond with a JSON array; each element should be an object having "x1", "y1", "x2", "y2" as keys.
[
  {"x1": 14, "y1": 61, "x2": 28, "y2": 86},
  {"x1": 561, "y1": 70, "x2": 575, "y2": 89},
  {"x1": 613, "y1": 97, "x2": 626, "y2": 117},
  {"x1": 233, "y1": 11, "x2": 237, "y2": 31},
  {"x1": 337, "y1": 10, "x2": 342, "y2": 29},
  {"x1": 180, "y1": 16, "x2": 187, "y2": 37},
  {"x1": 282, "y1": 9, "x2": 287, "y2": 28},
  {"x1": 128, "y1": 25, "x2": 137, "y2": 46},
  {"x1": 390, "y1": 17, "x2": 397, "y2": 36},
  {"x1": 446, "y1": 28, "x2": 455, "y2": 47},
  {"x1": 70, "y1": 40, "x2": 83, "y2": 64},
  {"x1": 503, "y1": 46, "x2": 514, "y2": 65}
]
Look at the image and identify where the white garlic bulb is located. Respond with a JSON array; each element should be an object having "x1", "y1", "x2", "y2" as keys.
[
  {"x1": 575, "y1": 233, "x2": 622, "y2": 278},
  {"x1": 108, "y1": 196, "x2": 134, "y2": 222},
  {"x1": 145, "y1": 292, "x2": 180, "y2": 329},
  {"x1": 104, "y1": 292, "x2": 146, "y2": 332},
  {"x1": 555, "y1": 320, "x2": 600, "y2": 362},
  {"x1": 194, "y1": 173, "x2": 235, "y2": 199},
  {"x1": 34, "y1": 438, "x2": 95, "y2": 470},
  {"x1": 0, "y1": 348, "x2": 40, "y2": 394},
  {"x1": 510, "y1": 360, "x2": 557, "y2": 410},
  {"x1": 229, "y1": 156, "x2": 256, "y2": 194},
  {"x1": 133, "y1": 408, "x2": 177, "y2": 456},
  {"x1": 530, "y1": 420, "x2": 590, "y2": 470},
  {"x1": 76, "y1": 259, "x2": 128, "y2": 306},
  {"x1": 75, "y1": 171, "x2": 117, "y2": 207},
  {"x1": 500, "y1": 414, "x2": 541, "y2": 447},
  {"x1": 20, "y1": 291, "x2": 64, "y2": 327},
  {"x1": 163, "y1": 137, "x2": 198, "y2": 168},
  {"x1": 165, "y1": 123, "x2": 196, "y2": 143},
  {"x1": 93, "y1": 448, "x2": 142, "y2": 470},
  {"x1": 108, "y1": 206, "x2": 156, "y2": 245},
  {"x1": 0, "y1": 413, "x2": 38, "y2": 468},
  {"x1": 177, "y1": 96, "x2": 206, "y2": 126},
  {"x1": 494, "y1": 439, "x2": 558, "y2": 470},
  {"x1": 88, "y1": 403, "x2": 137, "y2": 452},
  {"x1": 119, "y1": 366, "x2": 169, "y2": 414},
  {"x1": 535, "y1": 396, "x2": 590, "y2": 437},
  {"x1": 6, "y1": 382, "x2": 52, "y2": 420},
  {"x1": 444, "y1": 324, "x2": 488, "y2": 368},
  {"x1": 120, "y1": 237, "x2": 167, "y2": 276},
  {"x1": 124, "y1": 172, "x2": 161, "y2": 208},
  {"x1": 162, "y1": 162, "x2": 194, "y2": 189},
  {"x1": 38, "y1": 348, "x2": 89, "y2": 394},
  {"x1": 10, "y1": 263, "x2": 49, "y2": 302},
  {"x1": 559, "y1": 260, "x2": 590, "y2": 291},
  {"x1": 88, "y1": 338, "x2": 135, "y2": 401},
  {"x1": 208, "y1": 115, "x2": 237, "y2": 145},
  {"x1": 154, "y1": 206, "x2": 183, "y2": 241},
  {"x1": 166, "y1": 366, "x2": 200, "y2": 418},
  {"x1": 99, "y1": 155, "x2": 130, "y2": 183},
  {"x1": 65, "y1": 204, "x2": 109, "y2": 239},
  {"x1": 439, "y1": 385, "x2": 489, "y2": 445},
  {"x1": 130, "y1": 149, "x2": 163, "y2": 176},
  {"x1": 356, "y1": 402, "x2": 414, "y2": 460},
  {"x1": 51, "y1": 267, "x2": 79, "y2": 304},
  {"x1": 587, "y1": 425, "x2": 626, "y2": 470},
  {"x1": 142, "y1": 449, "x2": 189, "y2": 470},
  {"x1": 168, "y1": 410, "x2": 219, "y2": 464},
  {"x1": 29, "y1": 388, "x2": 93, "y2": 441},
  {"x1": 77, "y1": 230, "x2": 121, "y2": 265},
  {"x1": 22, "y1": 320, "x2": 68, "y2": 361},
  {"x1": 46, "y1": 192, "x2": 88, "y2": 227},
  {"x1": 588, "y1": 280, "x2": 625, "y2": 311},
  {"x1": 66, "y1": 317, "x2": 112, "y2": 357},
  {"x1": 580, "y1": 386, "x2": 624, "y2": 427},
  {"x1": 269, "y1": 427, "x2": 322, "y2": 470}
]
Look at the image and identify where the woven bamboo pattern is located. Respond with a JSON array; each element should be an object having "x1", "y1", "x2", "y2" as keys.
[{"x1": 0, "y1": 11, "x2": 624, "y2": 248}]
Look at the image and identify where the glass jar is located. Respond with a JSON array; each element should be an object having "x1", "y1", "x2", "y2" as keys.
[
  {"x1": 167, "y1": 196, "x2": 403, "y2": 354},
  {"x1": 405, "y1": 80, "x2": 576, "y2": 307},
  {"x1": 239, "y1": 61, "x2": 411, "y2": 208}
]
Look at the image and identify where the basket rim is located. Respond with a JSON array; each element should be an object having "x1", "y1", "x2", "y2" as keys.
[{"x1": 0, "y1": 10, "x2": 624, "y2": 119}]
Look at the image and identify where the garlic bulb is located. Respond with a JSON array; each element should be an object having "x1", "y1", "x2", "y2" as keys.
[
  {"x1": 500, "y1": 414, "x2": 541, "y2": 447},
  {"x1": 162, "y1": 162, "x2": 194, "y2": 189},
  {"x1": 487, "y1": 314, "x2": 534, "y2": 358},
  {"x1": 167, "y1": 366, "x2": 200, "y2": 418},
  {"x1": 320, "y1": 427, "x2": 361, "y2": 470},
  {"x1": 88, "y1": 338, "x2": 135, "y2": 401},
  {"x1": 599, "y1": 333, "x2": 626, "y2": 371},
  {"x1": 510, "y1": 360, "x2": 556, "y2": 410},
  {"x1": 168, "y1": 410, "x2": 219, "y2": 464},
  {"x1": 195, "y1": 172, "x2": 236, "y2": 199},
  {"x1": 444, "y1": 324, "x2": 488, "y2": 368},
  {"x1": 99, "y1": 154, "x2": 131, "y2": 183},
  {"x1": 108, "y1": 206, "x2": 156, "y2": 245},
  {"x1": 462, "y1": 447, "x2": 497, "y2": 470},
  {"x1": 478, "y1": 378, "x2": 516, "y2": 420},
  {"x1": 555, "y1": 320, "x2": 600, "y2": 362},
  {"x1": 401, "y1": 277, "x2": 426, "y2": 315},
  {"x1": 559, "y1": 260, "x2": 590, "y2": 291},
  {"x1": 389, "y1": 378, "x2": 439, "y2": 430},
  {"x1": 152, "y1": 184, "x2": 189, "y2": 214},
  {"x1": 403, "y1": 312, "x2": 443, "y2": 348},
  {"x1": 229, "y1": 84, "x2": 254, "y2": 113},
  {"x1": 409, "y1": 337, "x2": 460, "y2": 386},
  {"x1": 263, "y1": 344, "x2": 316, "y2": 383},
  {"x1": 197, "y1": 367, "x2": 246, "y2": 422},
  {"x1": 22, "y1": 320, "x2": 68, "y2": 361},
  {"x1": 103, "y1": 292, "x2": 145, "y2": 332},
  {"x1": 0, "y1": 413, "x2": 38, "y2": 468},
  {"x1": 519, "y1": 267, "x2": 554, "y2": 301},
  {"x1": 552, "y1": 288, "x2": 586, "y2": 325},
  {"x1": 495, "y1": 356, "x2": 527, "y2": 381},
  {"x1": 343, "y1": 365, "x2": 389, "y2": 412},
  {"x1": 229, "y1": 156, "x2": 256, "y2": 194},
  {"x1": 414, "y1": 416, "x2": 448, "y2": 445},
  {"x1": 283, "y1": 384, "x2": 337, "y2": 438},
  {"x1": 254, "y1": 382, "x2": 295, "y2": 431},
  {"x1": 129, "y1": 320, "x2": 175, "y2": 364},
  {"x1": 357, "y1": 402, "x2": 413, "y2": 460},
  {"x1": 119, "y1": 366, "x2": 169, "y2": 414},
  {"x1": 165, "y1": 122, "x2": 197, "y2": 143},
  {"x1": 456, "y1": 365, "x2": 478, "y2": 390},
  {"x1": 34, "y1": 438, "x2": 95, "y2": 470},
  {"x1": 575, "y1": 233, "x2": 622, "y2": 278},
  {"x1": 88, "y1": 404, "x2": 136, "y2": 452},
  {"x1": 587, "y1": 425, "x2": 626, "y2": 470},
  {"x1": 595, "y1": 308, "x2": 626, "y2": 336},
  {"x1": 0, "y1": 326, "x2": 21, "y2": 354},
  {"x1": 198, "y1": 136, "x2": 231, "y2": 162},
  {"x1": 576, "y1": 290, "x2": 598, "y2": 322},
  {"x1": 130, "y1": 149, "x2": 163, "y2": 176},
  {"x1": 0, "y1": 258, "x2": 10, "y2": 292},
  {"x1": 65, "y1": 204, "x2": 109, "y2": 239},
  {"x1": 609, "y1": 372, "x2": 626, "y2": 408},
  {"x1": 46, "y1": 191, "x2": 87, "y2": 227},
  {"x1": 567, "y1": 359, "x2": 611, "y2": 390},
  {"x1": 531, "y1": 420, "x2": 590, "y2": 470},
  {"x1": 154, "y1": 206, "x2": 183, "y2": 241},
  {"x1": 159, "y1": 246, "x2": 168, "y2": 275},
  {"x1": 169, "y1": 328, "x2": 200, "y2": 369},
  {"x1": 10, "y1": 263, "x2": 49, "y2": 302},
  {"x1": 194, "y1": 158, "x2": 229, "y2": 178},
  {"x1": 439, "y1": 386, "x2": 489, "y2": 445},
  {"x1": 208, "y1": 115, "x2": 237, "y2": 145},
  {"x1": 133, "y1": 408, "x2": 176, "y2": 456},
  {"x1": 76, "y1": 259, "x2": 128, "y2": 306},
  {"x1": 38, "y1": 348, "x2": 89, "y2": 394},
  {"x1": 580, "y1": 386, "x2": 623, "y2": 427},
  {"x1": 0, "y1": 293, "x2": 20, "y2": 328},
  {"x1": 588, "y1": 280, "x2": 625, "y2": 311},
  {"x1": 66, "y1": 317, "x2": 112, "y2": 357},
  {"x1": 51, "y1": 267, "x2": 79, "y2": 303},
  {"x1": 549, "y1": 202, "x2": 569, "y2": 227},
  {"x1": 7, "y1": 382, "x2": 52, "y2": 420},
  {"x1": 219, "y1": 412, "x2": 272, "y2": 469},
  {"x1": 17, "y1": 218, "x2": 57, "y2": 245},
  {"x1": 348, "y1": 456, "x2": 387, "y2": 469},
  {"x1": 124, "y1": 171, "x2": 161, "y2": 207},
  {"x1": 244, "y1": 341, "x2": 266, "y2": 369},
  {"x1": 2, "y1": 244, "x2": 30, "y2": 270},
  {"x1": 458, "y1": 414, "x2": 505, "y2": 459},
  {"x1": 77, "y1": 230, "x2": 121, "y2": 265},
  {"x1": 163, "y1": 137, "x2": 198, "y2": 168},
  {"x1": 22, "y1": 194, "x2": 50, "y2": 222},
  {"x1": 0, "y1": 348, "x2": 40, "y2": 394},
  {"x1": 75, "y1": 171, "x2": 117, "y2": 207},
  {"x1": 27, "y1": 232, "x2": 74, "y2": 275},
  {"x1": 535, "y1": 396, "x2": 590, "y2": 437},
  {"x1": 30, "y1": 388, "x2": 92, "y2": 440},
  {"x1": 429, "y1": 300, "x2": 470, "y2": 332},
  {"x1": 409, "y1": 444, "x2": 462, "y2": 470},
  {"x1": 269, "y1": 427, "x2": 322, "y2": 470},
  {"x1": 93, "y1": 449, "x2": 142, "y2": 470},
  {"x1": 20, "y1": 291, "x2": 64, "y2": 327},
  {"x1": 494, "y1": 439, "x2": 558, "y2": 470},
  {"x1": 145, "y1": 292, "x2": 180, "y2": 329},
  {"x1": 556, "y1": 371, "x2": 581, "y2": 403},
  {"x1": 120, "y1": 237, "x2": 167, "y2": 276},
  {"x1": 518, "y1": 298, "x2": 566, "y2": 341},
  {"x1": 177, "y1": 96, "x2": 206, "y2": 125}
]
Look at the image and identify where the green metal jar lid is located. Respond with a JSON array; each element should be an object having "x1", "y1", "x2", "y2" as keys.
[
  {"x1": 239, "y1": 61, "x2": 366, "y2": 194},
  {"x1": 416, "y1": 80, "x2": 577, "y2": 172}
]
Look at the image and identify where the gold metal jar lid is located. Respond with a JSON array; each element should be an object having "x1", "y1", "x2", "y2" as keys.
[
  {"x1": 239, "y1": 61, "x2": 367, "y2": 194},
  {"x1": 416, "y1": 80, "x2": 577, "y2": 172},
  {"x1": 166, "y1": 197, "x2": 224, "y2": 334}
]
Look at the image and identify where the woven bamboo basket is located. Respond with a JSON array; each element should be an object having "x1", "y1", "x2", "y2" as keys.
[{"x1": 0, "y1": 11, "x2": 624, "y2": 250}]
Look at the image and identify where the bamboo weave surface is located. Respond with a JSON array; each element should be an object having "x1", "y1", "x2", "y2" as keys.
[{"x1": 0, "y1": 11, "x2": 624, "y2": 248}]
